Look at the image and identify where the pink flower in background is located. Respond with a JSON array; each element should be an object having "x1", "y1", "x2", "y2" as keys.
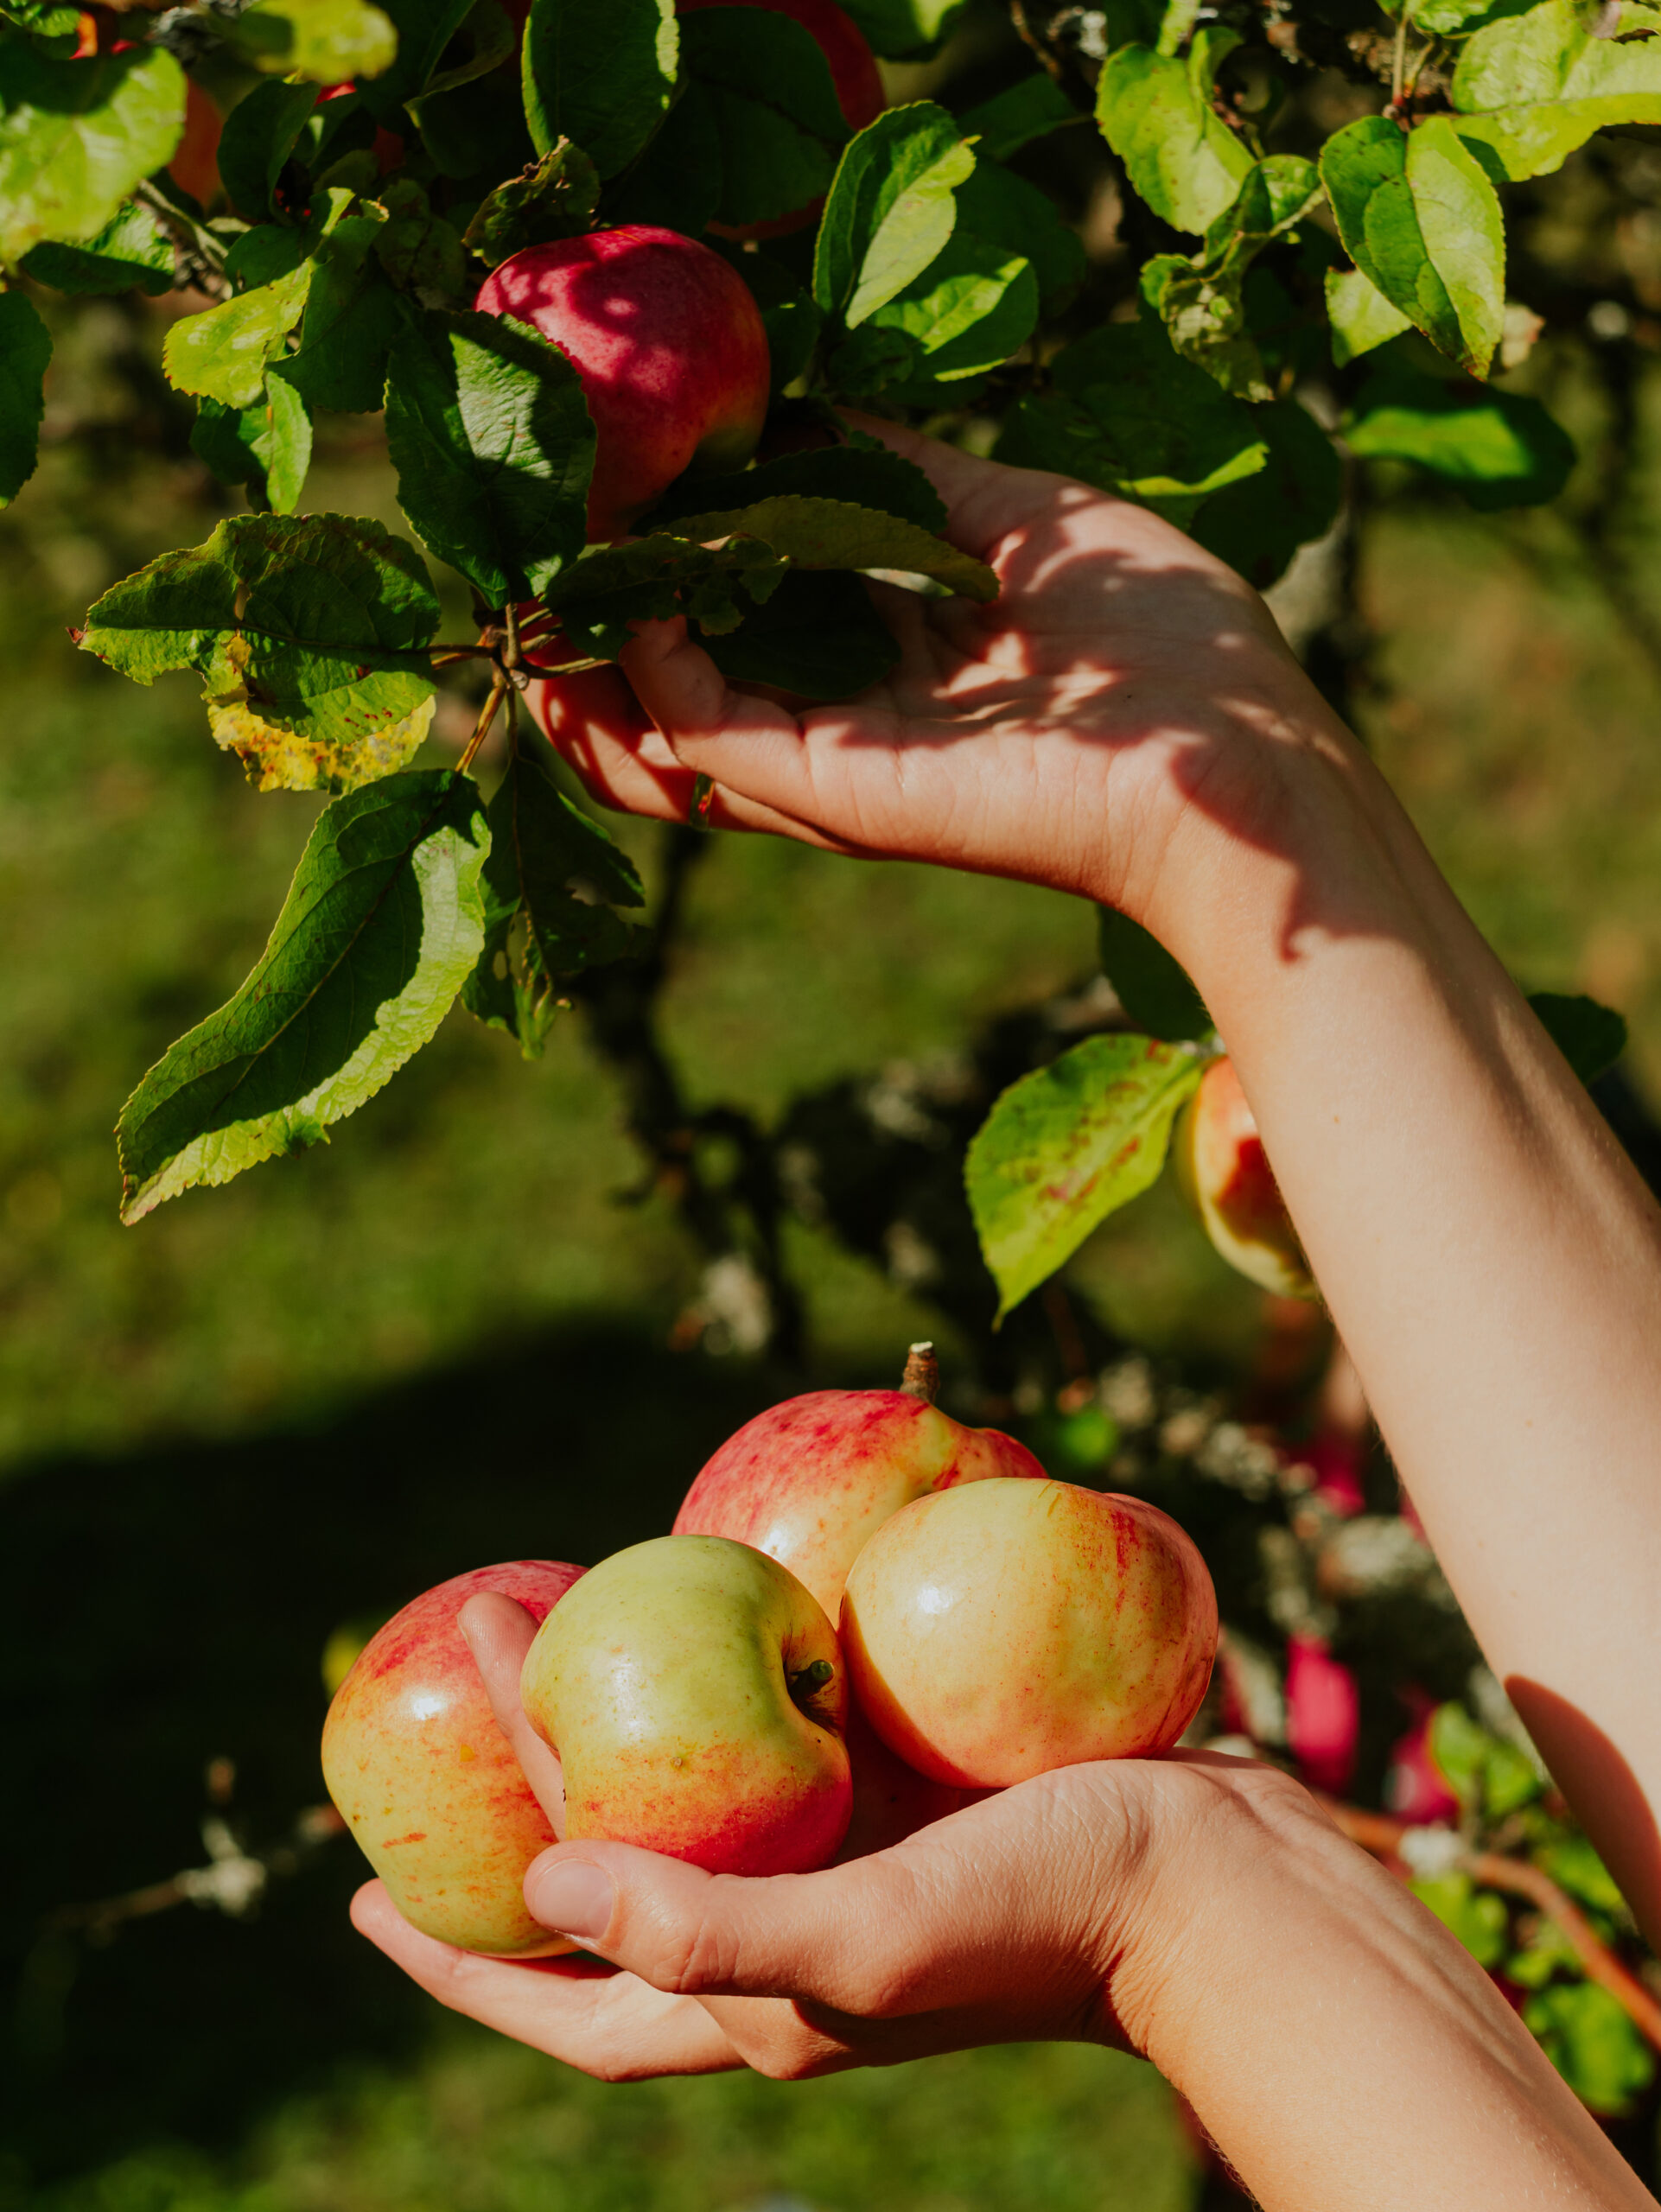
[
  {"x1": 1305, "y1": 1432, "x2": 1365, "y2": 1517},
  {"x1": 1285, "y1": 1632, "x2": 1360, "y2": 1796},
  {"x1": 1384, "y1": 1698, "x2": 1460, "y2": 1823}
]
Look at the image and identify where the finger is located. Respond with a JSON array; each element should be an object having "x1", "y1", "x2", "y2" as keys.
[
  {"x1": 350, "y1": 1879, "x2": 744, "y2": 2079},
  {"x1": 518, "y1": 1767, "x2": 1138, "y2": 2037},
  {"x1": 459, "y1": 1592, "x2": 566, "y2": 1834}
]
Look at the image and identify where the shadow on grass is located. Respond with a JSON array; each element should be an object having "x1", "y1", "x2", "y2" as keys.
[{"x1": 1, "y1": 1320, "x2": 794, "y2": 2188}]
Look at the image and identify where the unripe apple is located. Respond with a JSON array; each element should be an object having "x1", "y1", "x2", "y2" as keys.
[
  {"x1": 674, "y1": 1348, "x2": 1047, "y2": 1624},
  {"x1": 520, "y1": 1534, "x2": 851, "y2": 1874},
  {"x1": 841, "y1": 1478, "x2": 1219, "y2": 1787},
  {"x1": 1174, "y1": 1054, "x2": 1315, "y2": 1299},
  {"x1": 679, "y1": 0, "x2": 883, "y2": 237},
  {"x1": 474, "y1": 227, "x2": 771, "y2": 541},
  {"x1": 321, "y1": 1559, "x2": 584, "y2": 1957}
]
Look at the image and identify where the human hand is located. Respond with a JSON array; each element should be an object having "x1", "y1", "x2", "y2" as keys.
[{"x1": 531, "y1": 420, "x2": 1341, "y2": 935}]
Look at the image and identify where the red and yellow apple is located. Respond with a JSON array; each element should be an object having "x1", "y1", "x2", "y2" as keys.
[
  {"x1": 674, "y1": 1361, "x2": 1046, "y2": 1625},
  {"x1": 520, "y1": 1533, "x2": 851, "y2": 1873},
  {"x1": 1174, "y1": 1054, "x2": 1315, "y2": 1299},
  {"x1": 321, "y1": 1559, "x2": 584, "y2": 1956},
  {"x1": 841, "y1": 1478, "x2": 1219, "y2": 1787},
  {"x1": 475, "y1": 226, "x2": 771, "y2": 541}
]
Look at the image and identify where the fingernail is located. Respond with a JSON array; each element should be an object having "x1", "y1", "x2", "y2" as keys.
[{"x1": 528, "y1": 1859, "x2": 614, "y2": 1941}]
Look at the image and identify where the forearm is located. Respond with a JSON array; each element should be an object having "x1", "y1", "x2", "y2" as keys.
[
  {"x1": 1130, "y1": 1783, "x2": 1651, "y2": 2212},
  {"x1": 1127, "y1": 675, "x2": 1661, "y2": 1942}
]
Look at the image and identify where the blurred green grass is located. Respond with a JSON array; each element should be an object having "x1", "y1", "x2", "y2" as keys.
[{"x1": 9, "y1": 299, "x2": 1661, "y2": 2208}]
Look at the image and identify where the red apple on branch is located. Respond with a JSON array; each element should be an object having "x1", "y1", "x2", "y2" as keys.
[
  {"x1": 841, "y1": 1478, "x2": 1219, "y2": 1787},
  {"x1": 674, "y1": 1343, "x2": 1046, "y2": 1624},
  {"x1": 321, "y1": 1559, "x2": 584, "y2": 1956},
  {"x1": 519, "y1": 1533, "x2": 851, "y2": 1874},
  {"x1": 475, "y1": 226, "x2": 772, "y2": 540},
  {"x1": 1174, "y1": 1054, "x2": 1316, "y2": 1300}
]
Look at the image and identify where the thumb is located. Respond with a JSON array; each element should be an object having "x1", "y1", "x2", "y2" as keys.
[{"x1": 519, "y1": 1768, "x2": 1142, "y2": 2031}]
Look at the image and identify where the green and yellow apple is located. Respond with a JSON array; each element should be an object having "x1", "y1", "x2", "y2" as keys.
[
  {"x1": 519, "y1": 1534, "x2": 851, "y2": 1874},
  {"x1": 321, "y1": 1559, "x2": 583, "y2": 1956},
  {"x1": 842, "y1": 1478, "x2": 1218, "y2": 1787}
]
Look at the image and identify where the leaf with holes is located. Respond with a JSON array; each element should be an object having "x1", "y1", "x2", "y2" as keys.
[
  {"x1": 965, "y1": 1034, "x2": 1203, "y2": 1319},
  {"x1": 117, "y1": 771, "x2": 489, "y2": 1221},
  {"x1": 80, "y1": 512, "x2": 441, "y2": 794}
]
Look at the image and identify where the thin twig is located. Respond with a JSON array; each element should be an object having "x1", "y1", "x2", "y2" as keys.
[{"x1": 456, "y1": 676, "x2": 506, "y2": 776}]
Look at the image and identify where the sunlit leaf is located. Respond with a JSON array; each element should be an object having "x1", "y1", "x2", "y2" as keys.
[{"x1": 0, "y1": 44, "x2": 186, "y2": 261}]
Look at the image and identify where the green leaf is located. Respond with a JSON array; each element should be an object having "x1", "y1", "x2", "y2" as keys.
[
  {"x1": 1451, "y1": 0, "x2": 1661, "y2": 179},
  {"x1": 725, "y1": 250, "x2": 824, "y2": 392},
  {"x1": 522, "y1": 0, "x2": 678, "y2": 176},
  {"x1": 1141, "y1": 155, "x2": 1321, "y2": 400},
  {"x1": 1095, "y1": 33, "x2": 1253, "y2": 236},
  {"x1": 1407, "y1": 1872, "x2": 1509, "y2": 1968},
  {"x1": 462, "y1": 138, "x2": 601, "y2": 266},
  {"x1": 163, "y1": 260, "x2": 314, "y2": 409},
  {"x1": 965, "y1": 1033, "x2": 1203, "y2": 1320},
  {"x1": 956, "y1": 72, "x2": 1083, "y2": 161},
  {"x1": 1346, "y1": 362, "x2": 1575, "y2": 509},
  {"x1": 0, "y1": 288, "x2": 51, "y2": 509},
  {"x1": 833, "y1": 0, "x2": 967, "y2": 59},
  {"x1": 643, "y1": 492, "x2": 999, "y2": 601},
  {"x1": 539, "y1": 530, "x2": 789, "y2": 654},
  {"x1": 813, "y1": 102, "x2": 976, "y2": 327},
  {"x1": 1190, "y1": 395, "x2": 1341, "y2": 588},
  {"x1": 1424, "y1": 1700, "x2": 1494, "y2": 1809},
  {"x1": 1326, "y1": 264, "x2": 1412, "y2": 366},
  {"x1": 21, "y1": 200, "x2": 175, "y2": 295},
  {"x1": 372, "y1": 175, "x2": 467, "y2": 293},
  {"x1": 0, "y1": 44, "x2": 186, "y2": 261},
  {"x1": 701, "y1": 568, "x2": 900, "y2": 696},
  {"x1": 1527, "y1": 991, "x2": 1626, "y2": 1085},
  {"x1": 359, "y1": 0, "x2": 475, "y2": 116},
  {"x1": 1506, "y1": 1913, "x2": 1581, "y2": 1990},
  {"x1": 951, "y1": 160, "x2": 1085, "y2": 314},
  {"x1": 997, "y1": 316, "x2": 1269, "y2": 528},
  {"x1": 646, "y1": 442, "x2": 946, "y2": 533},
  {"x1": 282, "y1": 206, "x2": 408, "y2": 414},
  {"x1": 868, "y1": 228, "x2": 1040, "y2": 380},
  {"x1": 80, "y1": 512, "x2": 441, "y2": 794},
  {"x1": 1535, "y1": 1835, "x2": 1629, "y2": 1917},
  {"x1": 1523, "y1": 1983, "x2": 1655, "y2": 2116},
  {"x1": 678, "y1": 5, "x2": 848, "y2": 230},
  {"x1": 1098, "y1": 909, "x2": 1210, "y2": 1041},
  {"x1": 189, "y1": 378, "x2": 314, "y2": 514},
  {"x1": 1321, "y1": 115, "x2": 1505, "y2": 377},
  {"x1": 463, "y1": 752, "x2": 641, "y2": 1055},
  {"x1": 225, "y1": 0, "x2": 399, "y2": 81},
  {"x1": 385, "y1": 307, "x2": 595, "y2": 604},
  {"x1": 405, "y1": 0, "x2": 516, "y2": 111},
  {"x1": 117, "y1": 771, "x2": 489, "y2": 1222},
  {"x1": 217, "y1": 77, "x2": 320, "y2": 223}
]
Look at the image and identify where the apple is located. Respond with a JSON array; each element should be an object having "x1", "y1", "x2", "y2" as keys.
[
  {"x1": 1174, "y1": 1054, "x2": 1315, "y2": 1299},
  {"x1": 841, "y1": 1478, "x2": 1219, "y2": 1787},
  {"x1": 321, "y1": 1559, "x2": 584, "y2": 1956},
  {"x1": 679, "y1": 0, "x2": 883, "y2": 237},
  {"x1": 474, "y1": 226, "x2": 771, "y2": 541},
  {"x1": 674, "y1": 1344, "x2": 1047, "y2": 1624},
  {"x1": 519, "y1": 1533, "x2": 851, "y2": 1874}
]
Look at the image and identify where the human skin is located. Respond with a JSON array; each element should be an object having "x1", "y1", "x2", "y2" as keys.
[
  {"x1": 353, "y1": 429, "x2": 1661, "y2": 2208},
  {"x1": 474, "y1": 230, "x2": 770, "y2": 540},
  {"x1": 840, "y1": 1479, "x2": 1218, "y2": 1785},
  {"x1": 321, "y1": 1560, "x2": 584, "y2": 1956},
  {"x1": 519, "y1": 1535, "x2": 851, "y2": 1875},
  {"x1": 1174, "y1": 1053, "x2": 1314, "y2": 1298},
  {"x1": 672, "y1": 1385, "x2": 1044, "y2": 1623}
]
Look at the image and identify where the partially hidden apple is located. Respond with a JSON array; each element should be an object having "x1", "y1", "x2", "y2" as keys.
[
  {"x1": 1174, "y1": 1054, "x2": 1315, "y2": 1299},
  {"x1": 475, "y1": 227, "x2": 771, "y2": 541},
  {"x1": 321, "y1": 1559, "x2": 584, "y2": 1956},
  {"x1": 519, "y1": 1533, "x2": 851, "y2": 1874},
  {"x1": 680, "y1": 0, "x2": 883, "y2": 237},
  {"x1": 842, "y1": 1478, "x2": 1219, "y2": 1787},
  {"x1": 674, "y1": 1344, "x2": 1047, "y2": 1624}
]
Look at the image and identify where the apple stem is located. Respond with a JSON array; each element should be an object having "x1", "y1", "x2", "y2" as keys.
[{"x1": 901, "y1": 1341, "x2": 939, "y2": 1404}]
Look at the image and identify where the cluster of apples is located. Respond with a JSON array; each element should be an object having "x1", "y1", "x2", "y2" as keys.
[{"x1": 322, "y1": 1349, "x2": 1219, "y2": 1957}]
